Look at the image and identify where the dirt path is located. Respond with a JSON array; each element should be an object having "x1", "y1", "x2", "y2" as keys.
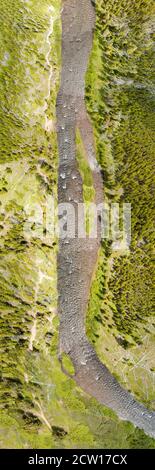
[{"x1": 56, "y1": 0, "x2": 155, "y2": 438}]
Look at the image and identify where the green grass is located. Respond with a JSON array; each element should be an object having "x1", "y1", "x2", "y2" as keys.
[{"x1": 76, "y1": 129, "x2": 95, "y2": 234}]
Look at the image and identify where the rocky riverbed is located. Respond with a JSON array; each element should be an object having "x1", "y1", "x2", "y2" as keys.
[{"x1": 57, "y1": 0, "x2": 155, "y2": 438}]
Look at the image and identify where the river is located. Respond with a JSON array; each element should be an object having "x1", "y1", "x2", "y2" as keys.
[{"x1": 56, "y1": 0, "x2": 155, "y2": 438}]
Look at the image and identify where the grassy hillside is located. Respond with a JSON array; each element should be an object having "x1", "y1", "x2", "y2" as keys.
[{"x1": 86, "y1": 0, "x2": 155, "y2": 409}]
